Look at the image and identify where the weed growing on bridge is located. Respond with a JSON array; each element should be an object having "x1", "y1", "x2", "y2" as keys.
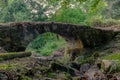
[{"x1": 89, "y1": 18, "x2": 120, "y2": 27}]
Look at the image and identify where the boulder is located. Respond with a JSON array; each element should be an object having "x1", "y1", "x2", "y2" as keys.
[
  {"x1": 0, "y1": 47, "x2": 7, "y2": 53},
  {"x1": 80, "y1": 63, "x2": 91, "y2": 74},
  {"x1": 101, "y1": 60, "x2": 119, "y2": 73},
  {"x1": 84, "y1": 67, "x2": 106, "y2": 80}
]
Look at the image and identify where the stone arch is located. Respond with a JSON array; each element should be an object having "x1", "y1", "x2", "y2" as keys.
[{"x1": 0, "y1": 22, "x2": 116, "y2": 52}]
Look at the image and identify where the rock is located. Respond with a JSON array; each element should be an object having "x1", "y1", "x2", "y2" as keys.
[
  {"x1": 50, "y1": 61, "x2": 80, "y2": 76},
  {"x1": 0, "y1": 70, "x2": 14, "y2": 80},
  {"x1": 113, "y1": 73, "x2": 120, "y2": 80},
  {"x1": 80, "y1": 76, "x2": 89, "y2": 80},
  {"x1": 80, "y1": 63, "x2": 91, "y2": 74},
  {"x1": 70, "y1": 62, "x2": 80, "y2": 70},
  {"x1": 0, "y1": 47, "x2": 7, "y2": 53},
  {"x1": 51, "y1": 49, "x2": 64, "y2": 60},
  {"x1": 34, "y1": 56, "x2": 53, "y2": 61},
  {"x1": 106, "y1": 74, "x2": 118, "y2": 80},
  {"x1": 102, "y1": 60, "x2": 113, "y2": 70},
  {"x1": 65, "y1": 48, "x2": 84, "y2": 61},
  {"x1": 84, "y1": 67, "x2": 106, "y2": 80},
  {"x1": 101, "y1": 60, "x2": 119, "y2": 72}
]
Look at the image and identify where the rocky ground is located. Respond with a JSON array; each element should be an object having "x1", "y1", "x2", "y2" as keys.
[
  {"x1": 0, "y1": 49, "x2": 120, "y2": 80},
  {"x1": 1, "y1": 31, "x2": 120, "y2": 80}
]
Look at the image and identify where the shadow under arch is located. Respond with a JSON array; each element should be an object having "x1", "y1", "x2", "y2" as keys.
[{"x1": 26, "y1": 32, "x2": 66, "y2": 56}]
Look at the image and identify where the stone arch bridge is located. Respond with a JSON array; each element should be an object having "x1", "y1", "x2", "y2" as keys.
[{"x1": 0, "y1": 22, "x2": 119, "y2": 52}]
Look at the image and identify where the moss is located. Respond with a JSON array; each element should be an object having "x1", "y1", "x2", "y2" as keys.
[
  {"x1": 0, "y1": 64, "x2": 15, "y2": 70},
  {"x1": 72, "y1": 77, "x2": 81, "y2": 80},
  {"x1": 0, "y1": 52, "x2": 31, "y2": 61}
]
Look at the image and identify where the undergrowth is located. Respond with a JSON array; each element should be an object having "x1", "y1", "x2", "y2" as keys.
[
  {"x1": 26, "y1": 32, "x2": 66, "y2": 56},
  {"x1": 103, "y1": 53, "x2": 120, "y2": 60}
]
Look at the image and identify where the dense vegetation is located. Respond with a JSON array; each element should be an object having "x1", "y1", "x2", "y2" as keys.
[
  {"x1": 26, "y1": 32, "x2": 66, "y2": 56},
  {"x1": 0, "y1": 0, "x2": 120, "y2": 56}
]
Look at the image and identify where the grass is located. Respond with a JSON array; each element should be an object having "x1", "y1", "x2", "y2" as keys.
[
  {"x1": 102, "y1": 53, "x2": 120, "y2": 73},
  {"x1": 102, "y1": 53, "x2": 120, "y2": 60},
  {"x1": 26, "y1": 32, "x2": 66, "y2": 56}
]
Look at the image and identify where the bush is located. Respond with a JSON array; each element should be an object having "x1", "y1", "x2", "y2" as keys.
[{"x1": 26, "y1": 32, "x2": 66, "y2": 56}]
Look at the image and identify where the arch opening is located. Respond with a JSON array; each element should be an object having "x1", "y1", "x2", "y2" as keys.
[{"x1": 26, "y1": 32, "x2": 66, "y2": 56}]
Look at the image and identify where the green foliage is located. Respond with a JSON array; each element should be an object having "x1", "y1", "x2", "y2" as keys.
[
  {"x1": 26, "y1": 0, "x2": 48, "y2": 21},
  {"x1": 54, "y1": 8, "x2": 87, "y2": 25},
  {"x1": 47, "y1": 72, "x2": 55, "y2": 78},
  {"x1": 75, "y1": 53, "x2": 96, "y2": 65},
  {"x1": 102, "y1": 0, "x2": 120, "y2": 19},
  {"x1": 61, "y1": 53, "x2": 70, "y2": 64},
  {"x1": 0, "y1": 0, "x2": 8, "y2": 8},
  {"x1": 0, "y1": 0, "x2": 31, "y2": 22},
  {"x1": 103, "y1": 53, "x2": 120, "y2": 60},
  {"x1": 0, "y1": 64, "x2": 15, "y2": 70},
  {"x1": 60, "y1": 0, "x2": 103, "y2": 11},
  {"x1": 26, "y1": 32, "x2": 66, "y2": 56},
  {"x1": 87, "y1": 17, "x2": 103, "y2": 27},
  {"x1": 39, "y1": 40, "x2": 64, "y2": 56},
  {"x1": 102, "y1": 53, "x2": 120, "y2": 73},
  {"x1": 49, "y1": 0, "x2": 106, "y2": 25},
  {"x1": 108, "y1": 61, "x2": 120, "y2": 73},
  {"x1": 0, "y1": 0, "x2": 48, "y2": 22}
]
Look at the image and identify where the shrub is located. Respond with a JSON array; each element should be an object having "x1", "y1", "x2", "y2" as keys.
[{"x1": 26, "y1": 32, "x2": 66, "y2": 56}]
